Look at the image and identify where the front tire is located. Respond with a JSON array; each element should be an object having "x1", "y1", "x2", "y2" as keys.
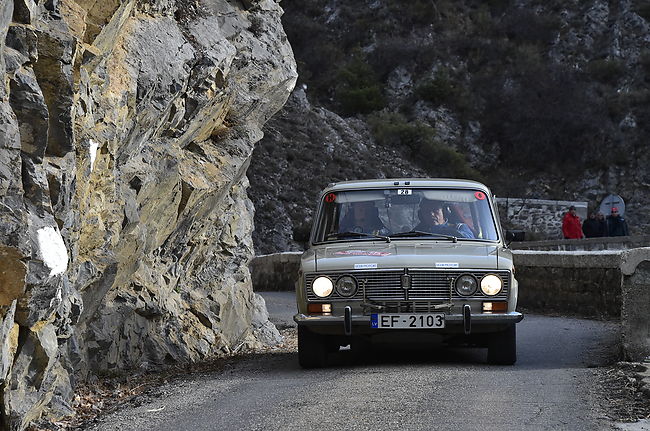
[
  {"x1": 487, "y1": 324, "x2": 517, "y2": 365},
  {"x1": 298, "y1": 326, "x2": 328, "y2": 368}
]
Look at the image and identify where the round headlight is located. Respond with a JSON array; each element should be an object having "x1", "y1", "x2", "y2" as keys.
[
  {"x1": 312, "y1": 276, "x2": 333, "y2": 297},
  {"x1": 335, "y1": 275, "x2": 358, "y2": 297},
  {"x1": 455, "y1": 274, "x2": 478, "y2": 296},
  {"x1": 480, "y1": 274, "x2": 503, "y2": 296}
]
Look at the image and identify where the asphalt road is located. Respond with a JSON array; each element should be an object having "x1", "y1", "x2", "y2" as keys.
[{"x1": 87, "y1": 292, "x2": 622, "y2": 431}]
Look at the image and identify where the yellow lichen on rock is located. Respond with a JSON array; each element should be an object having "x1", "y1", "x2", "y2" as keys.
[{"x1": 0, "y1": 247, "x2": 27, "y2": 307}]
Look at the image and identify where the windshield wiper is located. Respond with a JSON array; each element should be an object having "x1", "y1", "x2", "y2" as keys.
[
  {"x1": 327, "y1": 231, "x2": 391, "y2": 243},
  {"x1": 389, "y1": 230, "x2": 457, "y2": 243}
]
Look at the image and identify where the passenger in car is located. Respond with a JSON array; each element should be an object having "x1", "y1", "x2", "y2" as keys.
[
  {"x1": 339, "y1": 201, "x2": 391, "y2": 236},
  {"x1": 415, "y1": 200, "x2": 475, "y2": 238}
]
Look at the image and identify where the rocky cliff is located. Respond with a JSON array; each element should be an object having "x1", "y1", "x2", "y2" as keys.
[
  {"x1": 248, "y1": 0, "x2": 650, "y2": 253},
  {"x1": 0, "y1": 0, "x2": 296, "y2": 429}
]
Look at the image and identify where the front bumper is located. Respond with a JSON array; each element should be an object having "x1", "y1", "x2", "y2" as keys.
[{"x1": 294, "y1": 311, "x2": 523, "y2": 336}]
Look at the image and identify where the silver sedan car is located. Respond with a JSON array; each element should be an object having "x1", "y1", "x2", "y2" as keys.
[{"x1": 294, "y1": 178, "x2": 523, "y2": 367}]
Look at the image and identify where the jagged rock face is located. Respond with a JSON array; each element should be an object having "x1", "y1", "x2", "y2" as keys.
[{"x1": 0, "y1": 0, "x2": 296, "y2": 429}]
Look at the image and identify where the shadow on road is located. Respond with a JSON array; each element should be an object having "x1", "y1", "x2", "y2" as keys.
[{"x1": 247, "y1": 330, "x2": 619, "y2": 374}]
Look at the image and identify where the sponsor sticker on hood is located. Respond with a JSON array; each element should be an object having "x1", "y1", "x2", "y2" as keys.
[
  {"x1": 355, "y1": 263, "x2": 378, "y2": 269},
  {"x1": 435, "y1": 262, "x2": 459, "y2": 268},
  {"x1": 334, "y1": 250, "x2": 392, "y2": 257}
]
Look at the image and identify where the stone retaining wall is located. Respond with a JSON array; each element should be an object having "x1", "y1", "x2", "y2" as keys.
[
  {"x1": 250, "y1": 252, "x2": 302, "y2": 291},
  {"x1": 511, "y1": 235, "x2": 650, "y2": 251},
  {"x1": 512, "y1": 250, "x2": 623, "y2": 317},
  {"x1": 496, "y1": 198, "x2": 588, "y2": 240},
  {"x1": 251, "y1": 248, "x2": 650, "y2": 361},
  {"x1": 513, "y1": 248, "x2": 650, "y2": 360}
]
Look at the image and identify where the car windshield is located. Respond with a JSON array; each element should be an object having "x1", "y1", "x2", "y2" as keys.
[{"x1": 313, "y1": 188, "x2": 499, "y2": 243}]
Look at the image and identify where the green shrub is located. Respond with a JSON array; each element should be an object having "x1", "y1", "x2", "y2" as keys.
[
  {"x1": 369, "y1": 40, "x2": 431, "y2": 80},
  {"x1": 500, "y1": 9, "x2": 561, "y2": 46},
  {"x1": 640, "y1": 50, "x2": 650, "y2": 76},
  {"x1": 587, "y1": 58, "x2": 624, "y2": 85},
  {"x1": 605, "y1": 92, "x2": 628, "y2": 120},
  {"x1": 282, "y1": 11, "x2": 344, "y2": 98},
  {"x1": 626, "y1": 89, "x2": 650, "y2": 106},
  {"x1": 386, "y1": 0, "x2": 437, "y2": 26},
  {"x1": 470, "y1": 6, "x2": 495, "y2": 36},
  {"x1": 369, "y1": 112, "x2": 431, "y2": 151},
  {"x1": 478, "y1": 63, "x2": 607, "y2": 170},
  {"x1": 485, "y1": 0, "x2": 514, "y2": 12},
  {"x1": 510, "y1": 43, "x2": 544, "y2": 70},
  {"x1": 368, "y1": 113, "x2": 480, "y2": 179},
  {"x1": 414, "y1": 71, "x2": 474, "y2": 121},
  {"x1": 415, "y1": 72, "x2": 457, "y2": 105},
  {"x1": 633, "y1": 0, "x2": 650, "y2": 20},
  {"x1": 335, "y1": 58, "x2": 385, "y2": 115}
]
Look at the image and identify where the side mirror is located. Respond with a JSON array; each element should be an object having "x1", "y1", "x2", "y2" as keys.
[
  {"x1": 505, "y1": 230, "x2": 525, "y2": 242},
  {"x1": 292, "y1": 224, "x2": 311, "y2": 244}
]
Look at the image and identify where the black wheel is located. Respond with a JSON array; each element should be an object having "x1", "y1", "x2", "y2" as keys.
[
  {"x1": 298, "y1": 326, "x2": 328, "y2": 368},
  {"x1": 487, "y1": 324, "x2": 517, "y2": 365}
]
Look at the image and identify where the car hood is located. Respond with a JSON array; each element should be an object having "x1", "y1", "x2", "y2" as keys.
[{"x1": 306, "y1": 241, "x2": 501, "y2": 272}]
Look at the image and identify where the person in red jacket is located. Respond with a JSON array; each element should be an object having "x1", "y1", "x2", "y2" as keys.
[{"x1": 562, "y1": 206, "x2": 584, "y2": 239}]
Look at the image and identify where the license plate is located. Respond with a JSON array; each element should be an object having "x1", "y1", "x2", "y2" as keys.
[{"x1": 371, "y1": 313, "x2": 445, "y2": 329}]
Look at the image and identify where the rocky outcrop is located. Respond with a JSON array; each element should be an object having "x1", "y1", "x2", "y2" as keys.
[{"x1": 0, "y1": 0, "x2": 296, "y2": 429}]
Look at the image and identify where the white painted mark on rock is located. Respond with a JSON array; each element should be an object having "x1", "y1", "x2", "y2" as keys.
[
  {"x1": 37, "y1": 226, "x2": 68, "y2": 277},
  {"x1": 89, "y1": 139, "x2": 99, "y2": 171}
]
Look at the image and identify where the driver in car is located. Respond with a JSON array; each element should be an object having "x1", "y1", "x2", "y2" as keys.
[
  {"x1": 415, "y1": 200, "x2": 475, "y2": 238},
  {"x1": 339, "y1": 201, "x2": 390, "y2": 236}
]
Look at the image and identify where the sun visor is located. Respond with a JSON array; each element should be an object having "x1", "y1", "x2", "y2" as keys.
[
  {"x1": 420, "y1": 189, "x2": 482, "y2": 203},
  {"x1": 331, "y1": 189, "x2": 484, "y2": 204},
  {"x1": 333, "y1": 191, "x2": 387, "y2": 203}
]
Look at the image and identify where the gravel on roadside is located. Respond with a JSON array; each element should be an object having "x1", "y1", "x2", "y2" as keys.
[
  {"x1": 594, "y1": 361, "x2": 650, "y2": 424},
  {"x1": 28, "y1": 328, "x2": 298, "y2": 431}
]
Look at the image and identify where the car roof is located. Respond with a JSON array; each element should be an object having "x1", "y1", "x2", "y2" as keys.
[{"x1": 322, "y1": 178, "x2": 491, "y2": 194}]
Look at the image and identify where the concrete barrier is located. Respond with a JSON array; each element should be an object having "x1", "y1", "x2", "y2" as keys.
[
  {"x1": 513, "y1": 248, "x2": 650, "y2": 360},
  {"x1": 511, "y1": 235, "x2": 650, "y2": 251},
  {"x1": 513, "y1": 251, "x2": 623, "y2": 318},
  {"x1": 250, "y1": 252, "x2": 302, "y2": 291},
  {"x1": 251, "y1": 248, "x2": 650, "y2": 360}
]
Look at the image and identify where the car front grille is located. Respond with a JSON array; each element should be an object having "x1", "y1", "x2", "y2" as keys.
[{"x1": 305, "y1": 269, "x2": 510, "y2": 301}]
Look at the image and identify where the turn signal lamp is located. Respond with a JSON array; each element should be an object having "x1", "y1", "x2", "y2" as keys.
[
  {"x1": 482, "y1": 302, "x2": 507, "y2": 313},
  {"x1": 308, "y1": 303, "x2": 332, "y2": 314}
]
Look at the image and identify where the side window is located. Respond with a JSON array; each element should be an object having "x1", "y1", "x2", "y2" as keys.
[{"x1": 314, "y1": 200, "x2": 339, "y2": 241}]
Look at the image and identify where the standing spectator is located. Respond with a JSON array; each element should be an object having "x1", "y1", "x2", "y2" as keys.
[
  {"x1": 562, "y1": 205, "x2": 584, "y2": 239},
  {"x1": 606, "y1": 207, "x2": 629, "y2": 236},
  {"x1": 596, "y1": 212, "x2": 607, "y2": 236},
  {"x1": 582, "y1": 212, "x2": 607, "y2": 237}
]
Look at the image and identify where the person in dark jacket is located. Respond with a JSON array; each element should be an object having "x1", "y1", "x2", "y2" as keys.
[
  {"x1": 606, "y1": 207, "x2": 629, "y2": 236},
  {"x1": 339, "y1": 201, "x2": 390, "y2": 236},
  {"x1": 562, "y1": 206, "x2": 584, "y2": 239},
  {"x1": 415, "y1": 200, "x2": 475, "y2": 239},
  {"x1": 582, "y1": 212, "x2": 607, "y2": 238}
]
